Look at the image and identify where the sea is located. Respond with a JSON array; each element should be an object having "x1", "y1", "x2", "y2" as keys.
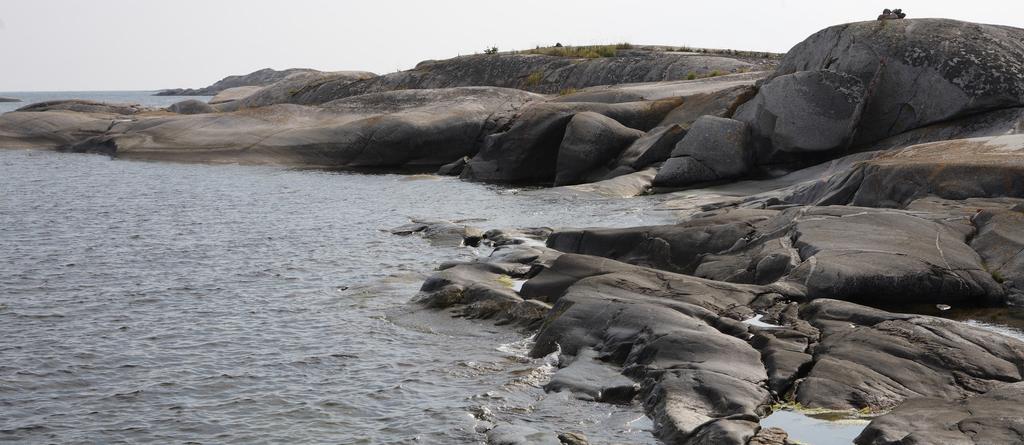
[{"x1": 2, "y1": 91, "x2": 1022, "y2": 444}]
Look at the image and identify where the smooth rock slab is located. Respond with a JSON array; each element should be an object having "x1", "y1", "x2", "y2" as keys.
[
  {"x1": 795, "y1": 299, "x2": 1024, "y2": 411},
  {"x1": 855, "y1": 382, "x2": 1024, "y2": 445}
]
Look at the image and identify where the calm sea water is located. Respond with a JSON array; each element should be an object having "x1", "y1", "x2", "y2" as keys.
[
  {"x1": 0, "y1": 148, "x2": 671, "y2": 444},
  {"x1": 0, "y1": 91, "x2": 209, "y2": 114}
]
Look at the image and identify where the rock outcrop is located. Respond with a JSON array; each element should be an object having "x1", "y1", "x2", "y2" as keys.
[
  {"x1": 460, "y1": 98, "x2": 683, "y2": 184},
  {"x1": 16, "y1": 99, "x2": 152, "y2": 115},
  {"x1": 783, "y1": 134, "x2": 1024, "y2": 208},
  {"x1": 154, "y1": 67, "x2": 367, "y2": 96},
  {"x1": 289, "y1": 50, "x2": 767, "y2": 105},
  {"x1": 0, "y1": 87, "x2": 541, "y2": 168},
  {"x1": 208, "y1": 86, "x2": 264, "y2": 105},
  {"x1": 738, "y1": 18, "x2": 1024, "y2": 162},
  {"x1": 0, "y1": 96, "x2": 20, "y2": 103}
]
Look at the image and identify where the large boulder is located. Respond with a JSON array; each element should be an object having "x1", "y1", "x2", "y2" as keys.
[
  {"x1": 653, "y1": 116, "x2": 753, "y2": 187},
  {"x1": 752, "y1": 19, "x2": 1024, "y2": 152},
  {"x1": 553, "y1": 112, "x2": 643, "y2": 185},
  {"x1": 855, "y1": 382, "x2": 1024, "y2": 445},
  {"x1": 734, "y1": 69, "x2": 865, "y2": 154},
  {"x1": 461, "y1": 98, "x2": 683, "y2": 184}
]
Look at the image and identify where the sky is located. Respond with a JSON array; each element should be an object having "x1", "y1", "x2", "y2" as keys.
[{"x1": 1, "y1": 0, "x2": 1022, "y2": 92}]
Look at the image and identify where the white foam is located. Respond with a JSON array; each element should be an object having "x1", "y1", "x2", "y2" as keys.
[
  {"x1": 742, "y1": 314, "x2": 783, "y2": 329},
  {"x1": 964, "y1": 320, "x2": 1024, "y2": 342}
]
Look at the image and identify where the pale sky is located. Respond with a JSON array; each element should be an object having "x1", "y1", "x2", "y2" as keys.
[{"x1": 1, "y1": 0, "x2": 1022, "y2": 92}]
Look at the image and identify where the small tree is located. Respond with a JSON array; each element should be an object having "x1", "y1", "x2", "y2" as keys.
[{"x1": 484, "y1": 46, "x2": 499, "y2": 55}]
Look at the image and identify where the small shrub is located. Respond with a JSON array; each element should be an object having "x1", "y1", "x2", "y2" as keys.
[
  {"x1": 558, "y1": 87, "x2": 578, "y2": 96},
  {"x1": 615, "y1": 42, "x2": 633, "y2": 50},
  {"x1": 708, "y1": 70, "x2": 724, "y2": 77},
  {"x1": 525, "y1": 71, "x2": 544, "y2": 87},
  {"x1": 686, "y1": 71, "x2": 697, "y2": 80},
  {"x1": 993, "y1": 270, "x2": 1006, "y2": 283},
  {"x1": 483, "y1": 46, "x2": 499, "y2": 55}
]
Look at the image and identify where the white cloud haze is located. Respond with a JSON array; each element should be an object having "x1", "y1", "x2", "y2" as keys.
[{"x1": 0, "y1": 0, "x2": 1021, "y2": 91}]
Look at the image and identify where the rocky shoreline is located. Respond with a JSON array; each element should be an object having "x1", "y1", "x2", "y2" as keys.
[{"x1": 3, "y1": 17, "x2": 1024, "y2": 445}]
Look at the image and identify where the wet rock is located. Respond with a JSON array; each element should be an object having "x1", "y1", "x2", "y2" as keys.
[
  {"x1": 461, "y1": 98, "x2": 683, "y2": 184},
  {"x1": 437, "y1": 156, "x2": 469, "y2": 176},
  {"x1": 855, "y1": 382, "x2": 1024, "y2": 445},
  {"x1": 794, "y1": 299, "x2": 1024, "y2": 411},
  {"x1": 388, "y1": 219, "x2": 483, "y2": 246},
  {"x1": 0, "y1": 96, "x2": 21, "y2": 103},
  {"x1": 554, "y1": 112, "x2": 644, "y2": 185},
  {"x1": 734, "y1": 69, "x2": 865, "y2": 154},
  {"x1": 545, "y1": 349, "x2": 639, "y2": 403},
  {"x1": 166, "y1": 99, "x2": 216, "y2": 115},
  {"x1": 750, "y1": 326, "x2": 816, "y2": 395},
  {"x1": 522, "y1": 254, "x2": 777, "y2": 443},
  {"x1": 653, "y1": 116, "x2": 753, "y2": 187},
  {"x1": 487, "y1": 424, "x2": 561, "y2": 445},
  {"x1": 749, "y1": 426, "x2": 792, "y2": 445},
  {"x1": 556, "y1": 432, "x2": 589, "y2": 445}
]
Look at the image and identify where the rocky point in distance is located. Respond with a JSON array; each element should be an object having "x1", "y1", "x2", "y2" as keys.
[{"x1": 2, "y1": 16, "x2": 1024, "y2": 445}]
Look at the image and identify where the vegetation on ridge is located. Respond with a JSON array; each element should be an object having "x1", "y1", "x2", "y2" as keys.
[{"x1": 524, "y1": 43, "x2": 632, "y2": 58}]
